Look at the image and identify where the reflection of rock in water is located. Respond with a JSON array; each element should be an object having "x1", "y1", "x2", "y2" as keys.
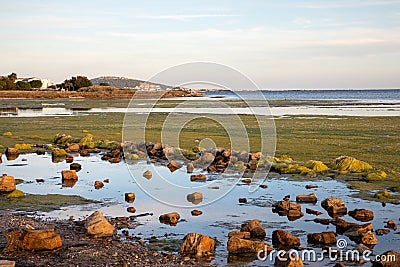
[
  {"x1": 0, "y1": 106, "x2": 18, "y2": 116},
  {"x1": 62, "y1": 179, "x2": 77, "y2": 188},
  {"x1": 187, "y1": 192, "x2": 203, "y2": 205}
]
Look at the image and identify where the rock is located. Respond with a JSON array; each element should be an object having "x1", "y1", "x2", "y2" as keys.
[
  {"x1": 36, "y1": 178, "x2": 45, "y2": 183},
  {"x1": 239, "y1": 198, "x2": 247, "y2": 203},
  {"x1": 62, "y1": 179, "x2": 77, "y2": 188},
  {"x1": 361, "y1": 231, "x2": 378, "y2": 245},
  {"x1": 159, "y1": 212, "x2": 180, "y2": 226},
  {"x1": 5, "y1": 147, "x2": 19, "y2": 157},
  {"x1": 0, "y1": 260, "x2": 15, "y2": 267},
  {"x1": 70, "y1": 163, "x2": 82, "y2": 172},
  {"x1": 314, "y1": 218, "x2": 331, "y2": 225},
  {"x1": 228, "y1": 231, "x2": 250, "y2": 239},
  {"x1": 307, "y1": 232, "x2": 337, "y2": 245},
  {"x1": 65, "y1": 154, "x2": 74, "y2": 163},
  {"x1": 334, "y1": 263, "x2": 346, "y2": 267},
  {"x1": 36, "y1": 149, "x2": 45, "y2": 155},
  {"x1": 127, "y1": 207, "x2": 136, "y2": 213},
  {"x1": 375, "y1": 229, "x2": 390, "y2": 235},
  {"x1": 296, "y1": 193, "x2": 317, "y2": 203},
  {"x1": 180, "y1": 233, "x2": 215, "y2": 256},
  {"x1": 103, "y1": 179, "x2": 109, "y2": 183},
  {"x1": 386, "y1": 220, "x2": 398, "y2": 230},
  {"x1": 94, "y1": 180, "x2": 104, "y2": 190},
  {"x1": 305, "y1": 160, "x2": 329, "y2": 173},
  {"x1": 51, "y1": 148, "x2": 67, "y2": 158},
  {"x1": 85, "y1": 211, "x2": 115, "y2": 238},
  {"x1": 305, "y1": 185, "x2": 319, "y2": 189},
  {"x1": 68, "y1": 143, "x2": 80, "y2": 152},
  {"x1": 0, "y1": 175, "x2": 16, "y2": 192},
  {"x1": 242, "y1": 178, "x2": 252, "y2": 184},
  {"x1": 61, "y1": 170, "x2": 78, "y2": 180},
  {"x1": 190, "y1": 174, "x2": 206, "y2": 182},
  {"x1": 6, "y1": 190, "x2": 24, "y2": 199},
  {"x1": 272, "y1": 230, "x2": 300, "y2": 248},
  {"x1": 260, "y1": 184, "x2": 268, "y2": 189},
  {"x1": 187, "y1": 163, "x2": 194, "y2": 173},
  {"x1": 306, "y1": 208, "x2": 323, "y2": 216},
  {"x1": 321, "y1": 198, "x2": 347, "y2": 216},
  {"x1": 273, "y1": 200, "x2": 301, "y2": 212},
  {"x1": 332, "y1": 156, "x2": 373, "y2": 172},
  {"x1": 167, "y1": 160, "x2": 182, "y2": 172},
  {"x1": 143, "y1": 170, "x2": 152, "y2": 179},
  {"x1": 109, "y1": 158, "x2": 121, "y2": 163},
  {"x1": 240, "y1": 219, "x2": 266, "y2": 238},
  {"x1": 372, "y1": 250, "x2": 400, "y2": 267},
  {"x1": 287, "y1": 210, "x2": 304, "y2": 220},
  {"x1": 349, "y1": 209, "x2": 374, "y2": 222},
  {"x1": 4, "y1": 228, "x2": 62, "y2": 251},
  {"x1": 187, "y1": 192, "x2": 203, "y2": 205},
  {"x1": 191, "y1": 210, "x2": 202, "y2": 216},
  {"x1": 274, "y1": 252, "x2": 304, "y2": 267},
  {"x1": 125, "y1": 193, "x2": 135, "y2": 203},
  {"x1": 227, "y1": 236, "x2": 271, "y2": 254},
  {"x1": 79, "y1": 149, "x2": 90, "y2": 157}
]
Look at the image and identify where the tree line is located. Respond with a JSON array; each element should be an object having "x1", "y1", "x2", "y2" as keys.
[{"x1": 0, "y1": 73, "x2": 93, "y2": 91}]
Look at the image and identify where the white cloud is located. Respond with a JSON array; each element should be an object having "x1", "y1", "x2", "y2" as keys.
[{"x1": 289, "y1": 0, "x2": 400, "y2": 9}]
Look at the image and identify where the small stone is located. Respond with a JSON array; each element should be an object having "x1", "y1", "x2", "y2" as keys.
[
  {"x1": 70, "y1": 163, "x2": 82, "y2": 172},
  {"x1": 125, "y1": 193, "x2": 135, "y2": 203},
  {"x1": 167, "y1": 160, "x2": 182, "y2": 172},
  {"x1": 228, "y1": 231, "x2": 251, "y2": 239},
  {"x1": 349, "y1": 209, "x2": 374, "y2": 222},
  {"x1": 239, "y1": 198, "x2": 247, "y2": 203},
  {"x1": 191, "y1": 210, "x2": 202, "y2": 216},
  {"x1": 65, "y1": 154, "x2": 74, "y2": 163},
  {"x1": 80, "y1": 149, "x2": 90, "y2": 157},
  {"x1": 103, "y1": 179, "x2": 109, "y2": 183},
  {"x1": 68, "y1": 143, "x2": 80, "y2": 152},
  {"x1": 361, "y1": 231, "x2": 378, "y2": 245},
  {"x1": 260, "y1": 184, "x2": 268, "y2": 189},
  {"x1": 272, "y1": 230, "x2": 300, "y2": 248},
  {"x1": 187, "y1": 192, "x2": 203, "y2": 205},
  {"x1": 242, "y1": 178, "x2": 252, "y2": 184},
  {"x1": 61, "y1": 170, "x2": 78, "y2": 180},
  {"x1": 306, "y1": 208, "x2": 323, "y2": 216},
  {"x1": 386, "y1": 220, "x2": 398, "y2": 230},
  {"x1": 296, "y1": 193, "x2": 317, "y2": 203},
  {"x1": 375, "y1": 229, "x2": 390, "y2": 236},
  {"x1": 143, "y1": 170, "x2": 152, "y2": 179},
  {"x1": 94, "y1": 180, "x2": 104, "y2": 190},
  {"x1": 127, "y1": 207, "x2": 136, "y2": 213},
  {"x1": 85, "y1": 211, "x2": 115, "y2": 238},
  {"x1": 305, "y1": 185, "x2": 318, "y2": 189},
  {"x1": 190, "y1": 174, "x2": 206, "y2": 182},
  {"x1": 307, "y1": 232, "x2": 337, "y2": 245},
  {"x1": 187, "y1": 163, "x2": 194, "y2": 173}
]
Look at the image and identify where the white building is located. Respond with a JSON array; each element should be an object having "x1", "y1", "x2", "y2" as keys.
[{"x1": 15, "y1": 77, "x2": 55, "y2": 89}]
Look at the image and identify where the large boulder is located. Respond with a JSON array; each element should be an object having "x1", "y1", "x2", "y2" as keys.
[
  {"x1": 4, "y1": 228, "x2": 62, "y2": 252},
  {"x1": 180, "y1": 233, "x2": 215, "y2": 256},
  {"x1": 0, "y1": 175, "x2": 16, "y2": 193},
  {"x1": 332, "y1": 156, "x2": 372, "y2": 172},
  {"x1": 240, "y1": 219, "x2": 266, "y2": 238},
  {"x1": 159, "y1": 212, "x2": 180, "y2": 226},
  {"x1": 321, "y1": 198, "x2": 347, "y2": 216},
  {"x1": 348, "y1": 209, "x2": 374, "y2": 222},
  {"x1": 272, "y1": 230, "x2": 300, "y2": 248},
  {"x1": 307, "y1": 232, "x2": 337, "y2": 245},
  {"x1": 84, "y1": 211, "x2": 115, "y2": 238},
  {"x1": 227, "y1": 236, "x2": 271, "y2": 254}
]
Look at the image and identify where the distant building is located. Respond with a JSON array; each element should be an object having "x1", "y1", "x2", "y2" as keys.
[
  {"x1": 14, "y1": 77, "x2": 55, "y2": 89},
  {"x1": 136, "y1": 82, "x2": 161, "y2": 91}
]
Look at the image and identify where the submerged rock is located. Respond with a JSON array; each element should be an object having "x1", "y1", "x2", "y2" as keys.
[
  {"x1": 228, "y1": 231, "x2": 250, "y2": 239},
  {"x1": 306, "y1": 208, "x2": 323, "y2": 216},
  {"x1": 159, "y1": 212, "x2": 180, "y2": 226},
  {"x1": 5, "y1": 228, "x2": 62, "y2": 252},
  {"x1": 0, "y1": 175, "x2": 16, "y2": 192},
  {"x1": 272, "y1": 230, "x2": 300, "y2": 248},
  {"x1": 227, "y1": 236, "x2": 271, "y2": 254},
  {"x1": 240, "y1": 219, "x2": 266, "y2": 238},
  {"x1": 85, "y1": 211, "x2": 115, "y2": 238},
  {"x1": 180, "y1": 233, "x2": 215, "y2": 256}
]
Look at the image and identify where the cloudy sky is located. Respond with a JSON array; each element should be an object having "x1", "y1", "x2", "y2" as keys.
[{"x1": 1, "y1": 0, "x2": 400, "y2": 89}]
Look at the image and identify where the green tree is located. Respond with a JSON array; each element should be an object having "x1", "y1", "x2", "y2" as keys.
[
  {"x1": 74, "y1": 76, "x2": 92, "y2": 89},
  {"x1": 29, "y1": 80, "x2": 43, "y2": 89},
  {"x1": 8, "y1": 73, "x2": 17, "y2": 82},
  {"x1": 0, "y1": 80, "x2": 6, "y2": 90},
  {"x1": 99, "y1": 82, "x2": 109, "y2": 86},
  {"x1": 16, "y1": 81, "x2": 31, "y2": 90}
]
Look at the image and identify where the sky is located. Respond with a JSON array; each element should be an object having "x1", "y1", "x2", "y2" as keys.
[{"x1": 1, "y1": 0, "x2": 400, "y2": 89}]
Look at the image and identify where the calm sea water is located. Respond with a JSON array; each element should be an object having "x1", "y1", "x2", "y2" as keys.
[{"x1": 205, "y1": 89, "x2": 400, "y2": 101}]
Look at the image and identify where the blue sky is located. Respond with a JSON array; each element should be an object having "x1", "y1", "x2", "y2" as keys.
[{"x1": 1, "y1": 0, "x2": 400, "y2": 89}]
